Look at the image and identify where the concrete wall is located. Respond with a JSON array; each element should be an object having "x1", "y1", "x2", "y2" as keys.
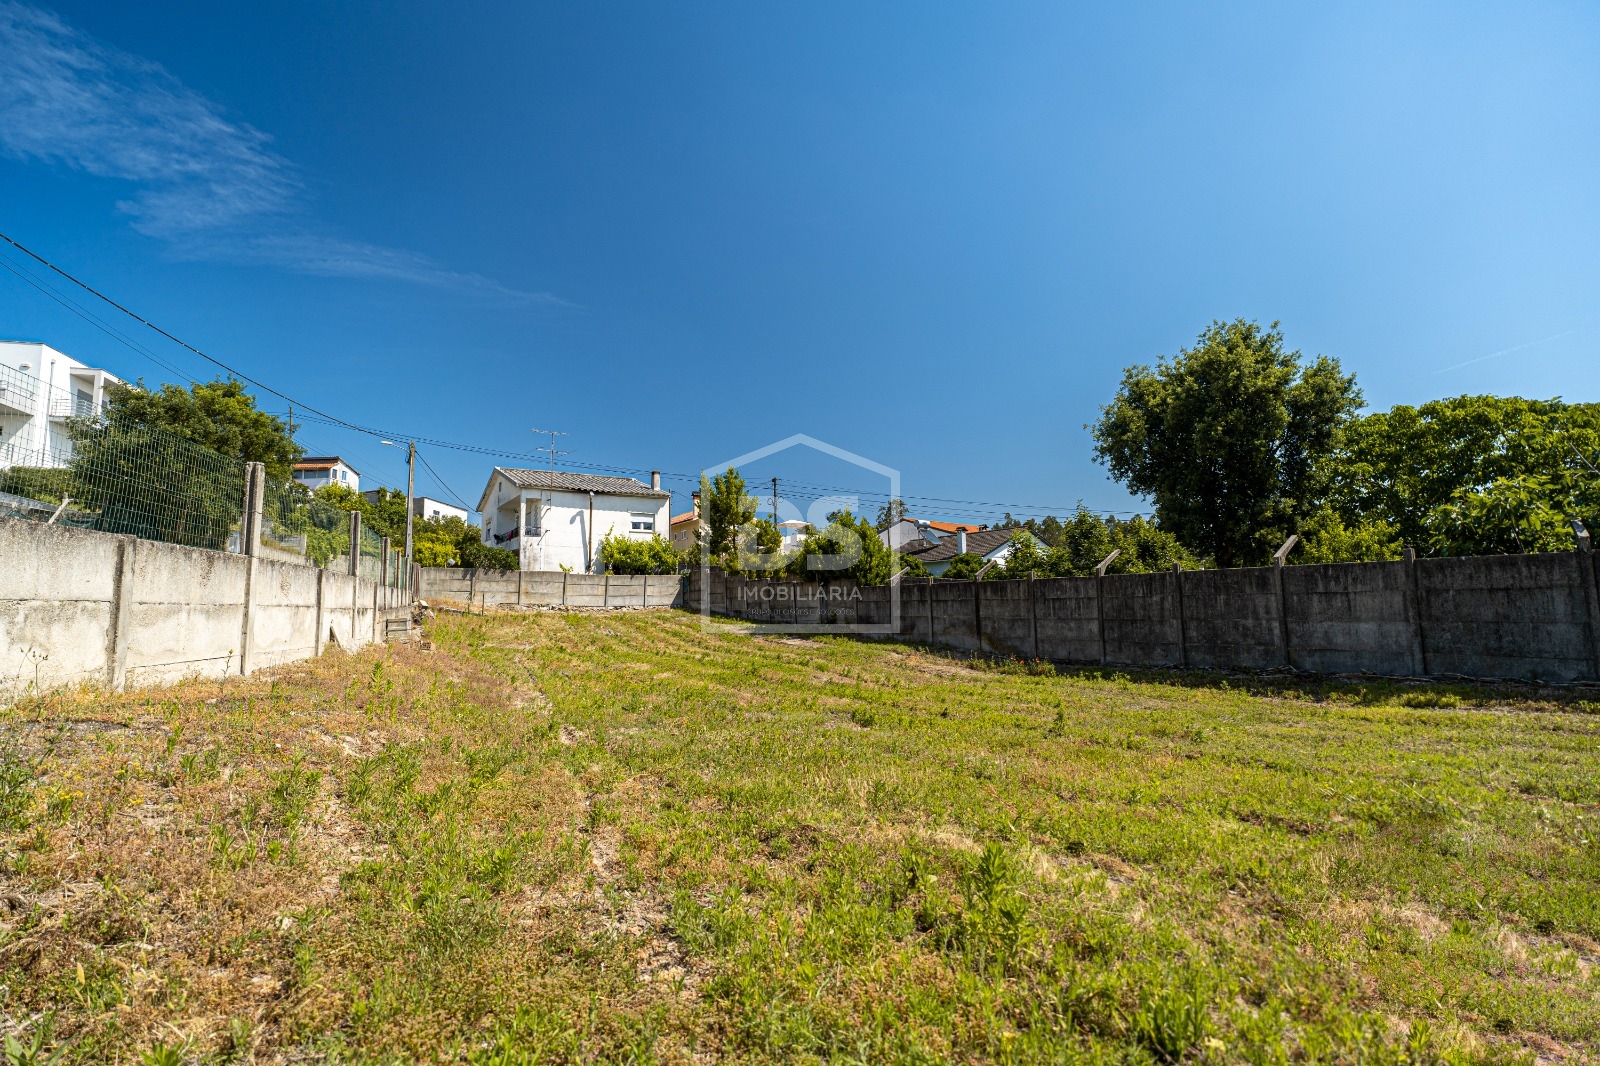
[
  {"x1": 0, "y1": 516, "x2": 411, "y2": 694},
  {"x1": 686, "y1": 549, "x2": 1600, "y2": 683},
  {"x1": 417, "y1": 567, "x2": 685, "y2": 610}
]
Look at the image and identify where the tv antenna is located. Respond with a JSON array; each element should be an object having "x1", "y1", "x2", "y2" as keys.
[{"x1": 531, "y1": 427, "x2": 569, "y2": 569}]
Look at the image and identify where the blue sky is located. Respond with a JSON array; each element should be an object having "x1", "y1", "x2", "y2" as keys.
[{"x1": 1, "y1": 1, "x2": 1596, "y2": 524}]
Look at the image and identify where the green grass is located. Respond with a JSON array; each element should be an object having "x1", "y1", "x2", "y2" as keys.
[{"x1": 0, "y1": 609, "x2": 1596, "y2": 1063}]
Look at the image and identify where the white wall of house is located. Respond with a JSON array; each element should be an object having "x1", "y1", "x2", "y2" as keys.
[
  {"x1": 413, "y1": 496, "x2": 468, "y2": 523},
  {"x1": 480, "y1": 474, "x2": 671, "y2": 573},
  {"x1": 293, "y1": 459, "x2": 361, "y2": 493},
  {"x1": 0, "y1": 341, "x2": 122, "y2": 470}
]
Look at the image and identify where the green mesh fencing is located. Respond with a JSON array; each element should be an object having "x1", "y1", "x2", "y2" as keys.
[
  {"x1": 358, "y1": 525, "x2": 385, "y2": 584},
  {"x1": 261, "y1": 476, "x2": 358, "y2": 567},
  {"x1": 0, "y1": 410, "x2": 245, "y2": 550}
]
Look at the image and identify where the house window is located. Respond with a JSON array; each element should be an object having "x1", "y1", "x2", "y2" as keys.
[{"x1": 631, "y1": 513, "x2": 655, "y2": 532}]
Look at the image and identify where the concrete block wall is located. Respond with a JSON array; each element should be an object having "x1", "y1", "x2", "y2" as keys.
[
  {"x1": 1, "y1": 517, "x2": 411, "y2": 694},
  {"x1": 416, "y1": 568, "x2": 685, "y2": 611},
  {"x1": 685, "y1": 548, "x2": 1600, "y2": 683}
]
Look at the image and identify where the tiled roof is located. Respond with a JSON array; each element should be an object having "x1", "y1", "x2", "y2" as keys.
[
  {"x1": 903, "y1": 527, "x2": 1025, "y2": 563},
  {"x1": 493, "y1": 468, "x2": 672, "y2": 499},
  {"x1": 293, "y1": 455, "x2": 360, "y2": 475},
  {"x1": 670, "y1": 511, "x2": 700, "y2": 525}
]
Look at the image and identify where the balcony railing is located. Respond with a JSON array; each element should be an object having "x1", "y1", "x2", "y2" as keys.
[
  {"x1": 49, "y1": 396, "x2": 98, "y2": 420},
  {"x1": 0, "y1": 363, "x2": 38, "y2": 415}
]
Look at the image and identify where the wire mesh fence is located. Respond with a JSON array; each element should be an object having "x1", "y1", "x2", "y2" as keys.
[
  {"x1": 0, "y1": 409, "x2": 246, "y2": 550},
  {"x1": 2, "y1": 379, "x2": 419, "y2": 590},
  {"x1": 260, "y1": 475, "x2": 358, "y2": 567},
  {"x1": 358, "y1": 525, "x2": 386, "y2": 584}
]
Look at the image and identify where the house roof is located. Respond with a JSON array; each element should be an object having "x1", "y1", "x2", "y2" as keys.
[
  {"x1": 294, "y1": 456, "x2": 360, "y2": 475},
  {"x1": 924, "y1": 520, "x2": 982, "y2": 533},
  {"x1": 670, "y1": 511, "x2": 700, "y2": 526},
  {"x1": 902, "y1": 527, "x2": 1029, "y2": 564},
  {"x1": 480, "y1": 467, "x2": 671, "y2": 511}
]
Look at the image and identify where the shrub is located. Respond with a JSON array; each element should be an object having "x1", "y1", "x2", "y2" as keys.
[{"x1": 600, "y1": 533, "x2": 683, "y2": 574}]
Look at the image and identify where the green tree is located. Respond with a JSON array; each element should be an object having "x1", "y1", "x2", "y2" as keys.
[
  {"x1": 1297, "y1": 506, "x2": 1402, "y2": 564},
  {"x1": 1326, "y1": 395, "x2": 1600, "y2": 549},
  {"x1": 703, "y1": 468, "x2": 757, "y2": 566},
  {"x1": 1426, "y1": 476, "x2": 1574, "y2": 556},
  {"x1": 1092, "y1": 319, "x2": 1362, "y2": 568},
  {"x1": 875, "y1": 499, "x2": 908, "y2": 531},
  {"x1": 940, "y1": 553, "x2": 988, "y2": 580},
  {"x1": 784, "y1": 510, "x2": 902, "y2": 585},
  {"x1": 1000, "y1": 509, "x2": 1194, "y2": 578},
  {"x1": 105, "y1": 378, "x2": 302, "y2": 479}
]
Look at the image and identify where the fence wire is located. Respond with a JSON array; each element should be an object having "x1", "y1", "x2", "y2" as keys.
[
  {"x1": 0, "y1": 409, "x2": 245, "y2": 550},
  {"x1": 261, "y1": 476, "x2": 358, "y2": 567}
]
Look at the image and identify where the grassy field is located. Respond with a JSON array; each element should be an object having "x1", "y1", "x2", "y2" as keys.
[{"x1": 1, "y1": 608, "x2": 1597, "y2": 1064}]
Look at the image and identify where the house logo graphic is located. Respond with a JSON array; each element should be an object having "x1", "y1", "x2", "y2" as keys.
[{"x1": 699, "y1": 434, "x2": 900, "y2": 635}]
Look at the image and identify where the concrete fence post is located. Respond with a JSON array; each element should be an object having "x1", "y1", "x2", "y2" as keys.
[
  {"x1": 347, "y1": 511, "x2": 361, "y2": 577},
  {"x1": 1172, "y1": 563, "x2": 1188, "y2": 669},
  {"x1": 1404, "y1": 546, "x2": 1430, "y2": 676},
  {"x1": 380, "y1": 537, "x2": 391, "y2": 588},
  {"x1": 518, "y1": 569, "x2": 527, "y2": 607},
  {"x1": 106, "y1": 535, "x2": 136, "y2": 690},
  {"x1": 925, "y1": 577, "x2": 935, "y2": 644},
  {"x1": 238, "y1": 462, "x2": 265, "y2": 677},
  {"x1": 314, "y1": 568, "x2": 327, "y2": 656},
  {"x1": 604, "y1": 571, "x2": 611, "y2": 609},
  {"x1": 972, "y1": 578, "x2": 983, "y2": 653},
  {"x1": 1272, "y1": 535, "x2": 1298, "y2": 670},
  {"x1": 561, "y1": 569, "x2": 569, "y2": 607},
  {"x1": 1028, "y1": 572, "x2": 1039, "y2": 661},
  {"x1": 1095, "y1": 550, "x2": 1119, "y2": 665}
]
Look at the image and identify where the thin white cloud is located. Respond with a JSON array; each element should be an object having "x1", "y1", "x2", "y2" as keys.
[{"x1": 0, "y1": 2, "x2": 557, "y2": 303}]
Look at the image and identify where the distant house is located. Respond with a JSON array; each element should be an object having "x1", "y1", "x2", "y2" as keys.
[
  {"x1": 778, "y1": 520, "x2": 809, "y2": 551},
  {"x1": 293, "y1": 456, "x2": 360, "y2": 493},
  {"x1": 895, "y1": 524, "x2": 1039, "y2": 577},
  {"x1": 478, "y1": 467, "x2": 671, "y2": 572},
  {"x1": 879, "y1": 517, "x2": 980, "y2": 552},
  {"x1": 362, "y1": 490, "x2": 468, "y2": 524},
  {"x1": 670, "y1": 492, "x2": 703, "y2": 553},
  {"x1": 0, "y1": 340, "x2": 123, "y2": 470}
]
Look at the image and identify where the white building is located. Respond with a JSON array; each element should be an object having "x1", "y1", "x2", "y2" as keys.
[
  {"x1": 363, "y1": 489, "x2": 469, "y2": 524},
  {"x1": 478, "y1": 467, "x2": 672, "y2": 573},
  {"x1": 0, "y1": 341, "x2": 123, "y2": 469},
  {"x1": 293, "y1": 456, "x2": 361, "y2": 493}
]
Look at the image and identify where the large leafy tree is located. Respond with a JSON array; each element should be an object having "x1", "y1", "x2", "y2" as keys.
[
  {"x1": 105, "y1": 378, "x2": 302, "y2": 480},
  {"x1": 1092, "y1": 319, "x2": 1361, "y2": 568},
  {"x1": 1326, "y1": 395, "x2": 1600, "y2": 550}
]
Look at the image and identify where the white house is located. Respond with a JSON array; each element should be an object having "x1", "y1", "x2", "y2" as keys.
[
  {"x1": 293, "y1": 456, "x2": 361, "y2": 493},
  {"x1": 363, "y1": 489, "x2": 469, "y2": 524},
  {"x1": 478, "y1": 467, "x2": 672, "y2": 573},
  {"x1": 0, "y1": 340, "x2": 123, "y2": 469},
  {"x1": 896, "y1": 525, "x2": 1039, "y2": 577}
]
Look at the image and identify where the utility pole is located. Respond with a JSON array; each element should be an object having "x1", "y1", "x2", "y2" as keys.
[
  {"x1": 771, "y1": 476, "x2": 779, "y2": 524},
  {"x1": 531, "y1": 427, "x2": 568, "y2": 571},
  {"x1": 378, "y1": 438, "x2": 417, "y2": 566},
  {"x1": 405, "y1": 440, "x2": 415, "y2": 567}
]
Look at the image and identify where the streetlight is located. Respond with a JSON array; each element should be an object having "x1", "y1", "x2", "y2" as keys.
[{"x1": 379, "y1": 439, "x2": 416, "y2": 569}]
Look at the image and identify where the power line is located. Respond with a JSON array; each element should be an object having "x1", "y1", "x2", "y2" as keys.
[
  {"x1": 0, "y1": 229, "x2": 1142, "y2": 523},
  {"x1": 415, "y1": 447, "x2": 472, "y2": 510}
]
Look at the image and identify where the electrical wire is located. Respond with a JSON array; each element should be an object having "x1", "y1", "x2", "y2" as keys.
[{"x1": 0, "y1": 229, "x2": 1140, "y2": 522}]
